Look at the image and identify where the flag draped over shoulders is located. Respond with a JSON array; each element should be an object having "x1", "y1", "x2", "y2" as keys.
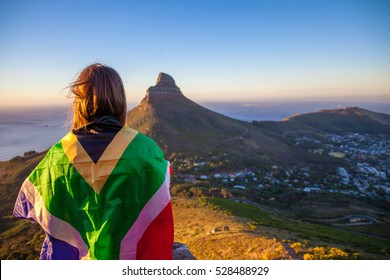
[{"x1": 13, "y1": 118, "x2": 173, "y2": 260}]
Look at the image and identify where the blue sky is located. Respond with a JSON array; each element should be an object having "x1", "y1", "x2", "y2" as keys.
[{"x1": 0, "y1": 0, "x2": 389, "y2": 107}]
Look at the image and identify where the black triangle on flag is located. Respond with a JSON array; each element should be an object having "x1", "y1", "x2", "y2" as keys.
[{"x1": 73, "y1": 117, "x2": 123, "y2": 164}]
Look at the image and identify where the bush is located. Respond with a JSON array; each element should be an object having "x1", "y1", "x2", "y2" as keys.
[{"x1": 303, "y1": 246, "x2": 349, "y2": 260}]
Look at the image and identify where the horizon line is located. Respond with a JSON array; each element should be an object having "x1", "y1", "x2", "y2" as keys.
[{"x1": 1, "y1": 93, "x2": 390, "y2": 109}]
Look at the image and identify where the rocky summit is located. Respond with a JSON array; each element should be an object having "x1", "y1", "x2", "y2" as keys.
[{"x1": 146, "y1": 72, "x2": 183, "y2": 98}]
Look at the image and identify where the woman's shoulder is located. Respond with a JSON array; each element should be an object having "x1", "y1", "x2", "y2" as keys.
[
  {"x1": 122, "y1": 127, "x2": 164, "y2": 157},
  {"x1": 121, "y1": 126, "x2": 155, "y2": 144}
]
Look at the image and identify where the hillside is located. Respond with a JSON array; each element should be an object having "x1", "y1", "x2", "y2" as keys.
[
  {"x1": 0, "y1": 152, "x2": 46, "y2": 259},
  {"x1": 2, "y1": 154, "x2": 388, "y2": 260},
  {"x1": 127, "y1": 73, "x2": 249, "y2": 154},
  {"x1": 127, "y1": 73, "x2": 390, "y2": 169},
  {"x1": 0, "y1": 153, "x2": 341, "y2": 260},
  {"x1": 127, "y1": 73, "x2": 329, "y2": 166}
]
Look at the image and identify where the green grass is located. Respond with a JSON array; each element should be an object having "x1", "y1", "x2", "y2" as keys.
[
  {"x1": 202, "y1": 197, "x2": 390, "y2": 257},
  {"x1": 350, "y1": 223, "x2": 390, "y2": 239}
]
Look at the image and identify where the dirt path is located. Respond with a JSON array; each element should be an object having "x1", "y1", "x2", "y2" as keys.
[{"x1": 282, "y1": 243, "x2": 302, "y2": 260}]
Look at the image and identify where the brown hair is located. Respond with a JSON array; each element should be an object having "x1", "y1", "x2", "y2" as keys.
[{"x1": 68, "y1": 63, "x2": 127, "y2": 130}]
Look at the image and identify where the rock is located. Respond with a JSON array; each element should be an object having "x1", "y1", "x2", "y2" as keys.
[
  {"x1": 24, "y1": 150, "x2": 38, "y2": 158},
  {"x1": 156, "y1": 72, "x2": 176, "y2": 87},
  {"x1": 146, "y1": 73, "x2": 183, "y2": 97},
  {"x1": 211, "y1": 227, "x2": 221, "y2": 233},
  {"x1": 172, "y1": 242, "x2": 196, "y2": 260}
]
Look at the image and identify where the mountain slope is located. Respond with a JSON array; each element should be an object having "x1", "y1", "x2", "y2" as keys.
[
  {"x1": 126, "y1": 73, "x2": 316, "y2": 165},
  {"x1": 127, "y1": 73, "x2": 249, "y2": 154}
]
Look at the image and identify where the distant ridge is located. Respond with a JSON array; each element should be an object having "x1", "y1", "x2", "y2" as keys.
[{"x1": 255, "y1": 106, "x2": 390, "y2": 136}]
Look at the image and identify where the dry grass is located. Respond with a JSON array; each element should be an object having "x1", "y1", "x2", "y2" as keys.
[
  {"x1": 172, "y1": 197, "x2": 293, "y2": 260},
  {"x1": 189, "y1": 233, "x2": 291, "y2": 260},
  {"x1": 172, "y1": 197, "x2": 382, "y2": 260}
]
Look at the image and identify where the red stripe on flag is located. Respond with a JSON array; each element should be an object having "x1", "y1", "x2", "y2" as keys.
[{"x1": 136, "y1": 201, "x2": 174, "y2": 260}]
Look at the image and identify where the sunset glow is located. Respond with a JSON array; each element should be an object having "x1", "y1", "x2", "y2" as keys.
[{"x1": 0, "y1": 0, "x2": 389, "y2": 107}]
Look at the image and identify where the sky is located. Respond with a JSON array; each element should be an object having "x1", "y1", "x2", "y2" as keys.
[{"x1": 0, "y1": 0, "x2": 389, "y2": 107}]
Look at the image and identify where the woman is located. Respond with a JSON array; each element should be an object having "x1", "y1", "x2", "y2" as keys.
[{"x1": 13, "y1": 63, "x2": 174, "y2": 260}]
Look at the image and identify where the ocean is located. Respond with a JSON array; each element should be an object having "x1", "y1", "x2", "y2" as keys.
[
  {"x1": 1, "y1": 101, "x2": 389, "y2": 161},
  {"x1": 0, "y1": 106, "x2": 70, "y2": 161}
]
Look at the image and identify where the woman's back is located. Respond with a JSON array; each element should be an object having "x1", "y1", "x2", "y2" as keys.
[{"x1": 13, "y1": 64, "x2": 174, "y2": 259}]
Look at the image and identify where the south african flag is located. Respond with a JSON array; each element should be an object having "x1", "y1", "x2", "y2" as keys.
[{"x1": 13, "y1": 125, "x2": 173, "y2": 260}]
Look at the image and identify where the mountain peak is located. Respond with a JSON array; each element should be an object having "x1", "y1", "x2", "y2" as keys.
[
  {"x1": 156, "y1": 72, "x2": 176, "y2": 87},
  {"x1": 146, "y1": 72, "x2": 183, "y2": 98}
]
